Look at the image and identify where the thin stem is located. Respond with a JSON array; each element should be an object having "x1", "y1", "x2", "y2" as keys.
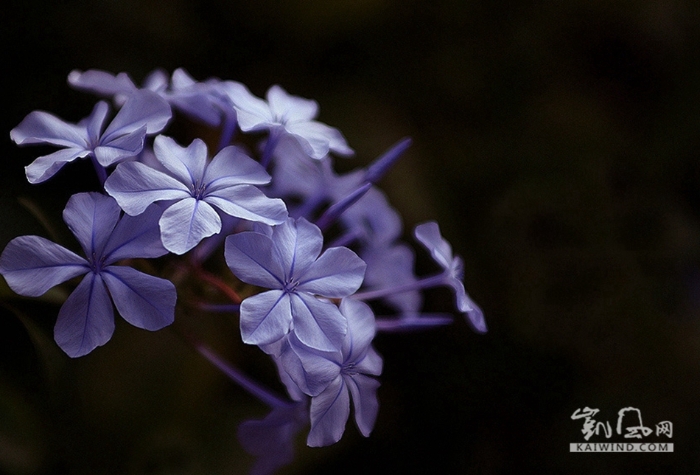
[
  {"x1": 197, "y1": 302, "x2": 241, "y2": 313},
  {"x1": 193, "y1": 265, "x2": 242, "y2": 304},
  {"x1": 353, "y1": 272, "x2": 447, "y2": 301},
  {"x1": 181, "y1": 330, "x2": 292, "y2": 409}
]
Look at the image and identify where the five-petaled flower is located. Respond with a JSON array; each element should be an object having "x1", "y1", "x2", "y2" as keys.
[
  {"x1": 225, "y1": 217, "x2": 366, "y2": 352},
  {"x1": 278, "y1": 298, "x2": 382, "y2": 446},
  {"x1": 0, "y1": 192, "x2": 176, "y2": 357},
  {"x1": 10, "y1": 90, "x2": 171, "y2": 184},
  {"x1": 223, "y1": 83, "x2": 354, "y2": 159},
  {"x1": 105, "y1": 135, "x2": 288, "y2": 254}
]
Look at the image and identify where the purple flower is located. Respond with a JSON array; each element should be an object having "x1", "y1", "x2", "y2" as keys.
[
  {"x1": 414, "y1": 221, "x2": 487, "y2": 333},
  {"x1": 223, "y1": 83, "x2": 353, "y2": 159},
  {"x1": 224, "y1": 217, "x2": 366, "y2": 351},
  {"x1": 69, "y1": 68, "x2": 225, "y2": 127},
  {"x1": 10, "y1": 91, "x2": 171, "y2": 184},
  {"x1": 0, "y1": 193, "x2": 176, "y2": 357},
  {"x1": 104, "y1": 135, "x2": 288, "y2": 255},
  {"x1": 278, "y1": 298, "x2": 382, "y2": 447}
]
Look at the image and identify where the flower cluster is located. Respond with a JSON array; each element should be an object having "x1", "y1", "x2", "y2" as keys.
[{"x1": 1, "y1": 68, "x2": 484, "y2": 470}]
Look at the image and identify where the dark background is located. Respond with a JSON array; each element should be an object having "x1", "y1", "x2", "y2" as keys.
[{"x1": 2, "y1": 1, "x2": 700, "y2": 474}]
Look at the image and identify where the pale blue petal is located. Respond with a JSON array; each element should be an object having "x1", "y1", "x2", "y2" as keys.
[
  {"x1": 83, "y1": 101, "x2": 110, "y2": 144},
  {"x1": 159, "y1": 198, "x2": 221, "y2": 255},
  {"x1": 102, "y1": 266, "x2": 175, "y2": 330},
  {"x1": 224, "y1": 81, "x2": 272, "y2": 131},
  {"x1": 298, "y1": 247, "x2": 366, "y2": 298},
  {"x1": 354, "y1": 346, "x2": 383, "y2": 377},
  {"x1": 291, "y1": 293, "x2": 346, "y2": 352},
  {"x1": 153, "y1": 135, "x2": 208, "y2": 186},
  {"x1": 203, "y1": 146, "x2": 272, "y2": 187},
  {"x1": 104, "y1": 161, "x2": 191, "y2": 215},
  {"x1": 24, "y1": 148, "x2": 90, "y2": 184},
  {"x1": 54, "y1": 273, "x2": 115, "y2": 358},
  {"x1": 239, "y1": 290, "x2": 292, "y2": 346},
  {"x1": 10, "y1": 110, "x2": 87, "y2": 148},
  {"x1": 102, "y1": 204, "x2": 167, "y2": 263},
  {"x1": 267, "y1": 85, "x2": 318, "y2": 122},
  {"x1": 67, "y1": 69, "x2": 138, "y2": 97},
  {"x1": 101, "y1": 90, "x2": 171, "y2": 139},
  {"x1": 93, "y1": 126, "x2": 145, "y2": 166},
  {"x1": 62, "y1": 193, "x2": 120, "y2": 258},
  {"x1": 346, "y1": 373, "x2": 380, "y2": 437},
  {"x1": 448, "y1": 278, "x2": 487, "y2": 333},
  {"x1": 205, "y1": 185, "x2": 287, "y2": 225},
  {"x1": 285, "y1": 121, "x2": 347, "y2": 159},
  {"x1": 307, "y1": 377, "x2": 349, "y2": 447},
  {"x1": 279, "y1": 333, "x2": 340, "y2": 396},
  {"x1": 0, "y1": 235, "x2": 88, "y2": 297},
  {"x1": 224, "y1": 232, "x2": 285, "y2": 288},
  {"x1": 273, "y1": 218, "x2": 323, "y2": 278},
  {"x1": 414, "y1": 221, "x2": 453, "y2": 270},
  {"x1": 339, "y1": 298, "x2": 376, "y2": 362}
]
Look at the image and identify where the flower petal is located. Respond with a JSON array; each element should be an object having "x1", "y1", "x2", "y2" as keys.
[
  {"x1": 298, "y1": 247, "x2": 366, "y2": 298},
  {"x1": 346, "y1": 373, "x2": 380, "y2": 437},
  {"x1": 24, "y1": 148, "x2": 90, "y2": 184},
  {"x1": 67, "y1": 69, "x2": 139, "y2": 97},
  {"x1": 10, "y1": 110, "x2": 87, "y2": 148},
  {"x1": 267, "y1": 85, "x2": 318, "y2": 122},
  {"x1": 0, "y1": 235, "x2": 88, "y2": 297},
  {"x1": 203, "y1": 146, "x2": 272, "y2": 187},
  {"x1": 239, "y1": 290, "x2": 292, "y2": 346},
  {"x1": 223, "y1": 81, "x2": 272, "y2": 131},
  {"x1": 104, "y1": 161, "x2": 191, "y2": 215},
  {"x1": 159, "y1": 198, "x2": 221, "y2": 255},
  {"x1": 307, "y1": 377, "x2": 349, "y2": 447},
  {"x1": 279, "y1": 333, "x2": 340, "y2": 396},
  {"x1": 62, "y1": 192, "x2": 121, "y2": 257},
  {"x1": 102, "y1": 203, "x2": 167, "y2": 263},
  {"x1": 273, "y1": 218, "x2": 323, "y2": 278},
  {"x1": 54, "y1": 273, "x2": 115, "y2": 358},
  {"x1": 291, "y1": 293, "x2": 346, "y2": 352},
  {"x1": 413, "y1": 221, "x2": 453, "y2": 270},
  {"x1": 339, "y1": 298, "x2": 376, "y2": 362},
  {"x1": 224, "y1": 231, "x2": 285, "y2": 288},
  {"x1": 93, "y1": 126, "x2": 146, "y2": 166},
  {"x1": 102, "y1": 266, "x2": 175, "y2": 330},
  {"x1": 205, "y1": 185, "x2": 287, "y2": 225},
  {"x1": 101, "y1": 90, "x2": 171, "y2": 139},
  {"x1": 153, "y1": 135, "x2": 208, "y2": 186}
]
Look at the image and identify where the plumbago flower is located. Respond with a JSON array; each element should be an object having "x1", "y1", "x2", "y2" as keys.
[
  {"x1": 278, "y1": 298, "x2": 382, "y2": 446},
  {"x1": 3, "y1": 67, "x2": 488, "y2": 471},
  {"x1": 222, "y1": 82, "x2": 354, "y2": 161},
  {"x1": 224, "y1": 217, "x2": 366, "y2": 352},
  {"x1": 10, "y1": 90, "x2": 171, "y2": 184},
  {"x1": 105, "y1": 134, "x2": 288, "y2": 254},
  {"x1": 0, "y1": 192, "x2": 176, "y2": 357}
]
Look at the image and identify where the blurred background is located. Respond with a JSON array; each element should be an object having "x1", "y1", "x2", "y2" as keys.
[{"x1": 2, "y1": 0, "x2": 700, "y2": 473}]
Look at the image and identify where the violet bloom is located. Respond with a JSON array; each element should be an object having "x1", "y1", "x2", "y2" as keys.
[
  {"x1": 278, "y1": 298, "x2": 382, "y2": 447},
  {"x1": 224, "y1": 217, "x2": 366, "y2": 352},
  {"x1": 223, "y1": 83, "x2": 353, "y2": 159},
  {"x1": 414, "y1": 221, "x2": 486, "y2": 333},
  {"x1": 105, "y1": 135, "x2": 288, "y2": 255},
  {"x1": 0, "y1": 193, "x2": 176, "y2": 357},
  {"x1": 10, "y1": 90, "x2": 171, "y2": 184},
  {"x1": 69, "y1": 68, "x2": 224, "y2": 127}
]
